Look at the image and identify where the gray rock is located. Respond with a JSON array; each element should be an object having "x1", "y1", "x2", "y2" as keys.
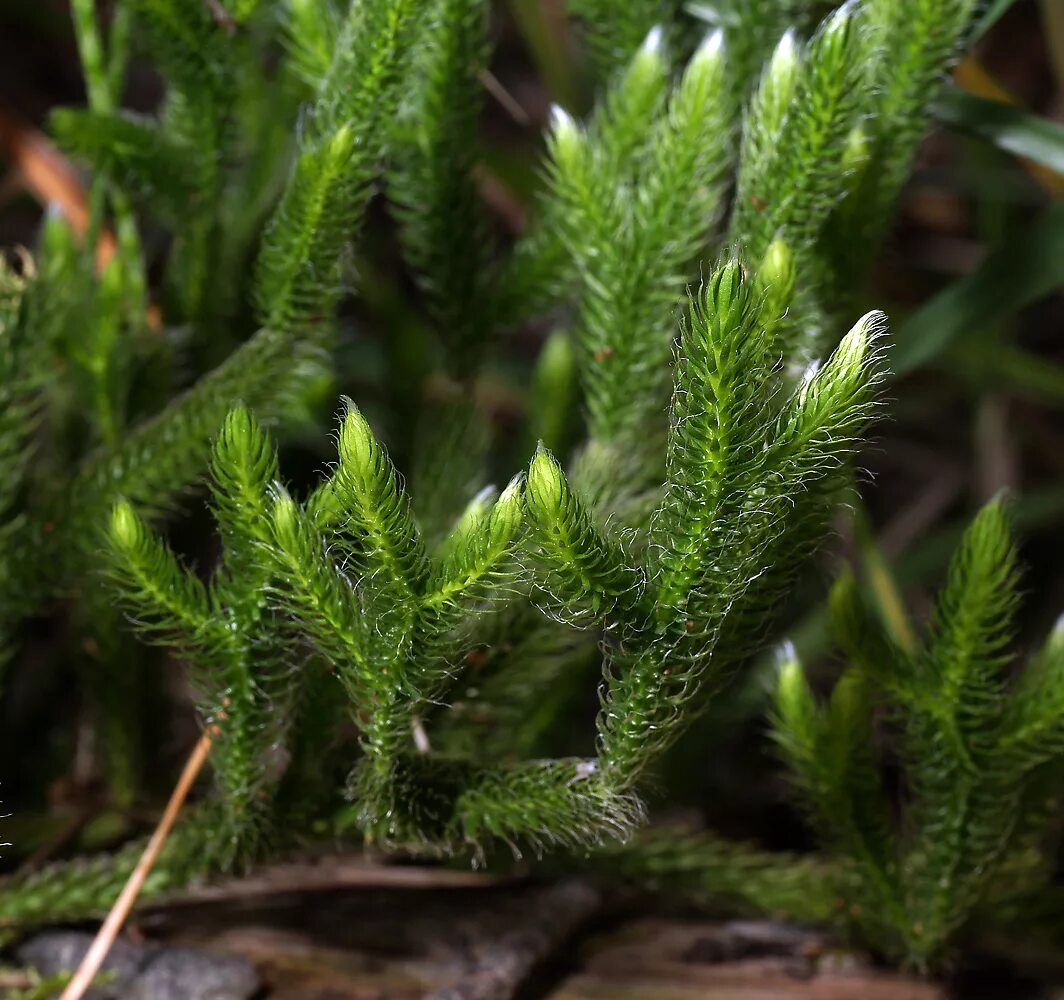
[
  {"x1": 15, "y1": 929, "x2": 260, "y2": 1000},
  {"x1": 127, "y1": 947, "x2": 260, "y2": 1000},
  {"x1": 16, "y1": 931, "x2": 141, "y2": 999}
]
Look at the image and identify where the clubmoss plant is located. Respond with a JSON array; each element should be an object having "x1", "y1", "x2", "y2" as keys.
[
  {"x1": 1, "y1": 264, "x2": 882, "y2": 917},
  {"x1": 0, "y1": 0, "x2": 1011, "y2": 970},
  {"x1": 771, "y1": 501, "x2": 1064, "y2": 968}
]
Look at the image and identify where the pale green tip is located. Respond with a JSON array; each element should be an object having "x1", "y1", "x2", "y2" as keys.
[
  {"x1": 492, "y1": 474, "x2": 525, "y2": 542},
  {"x1": 548, "y1": 104, "x2": 584, "y2": 169},
  {"x1": 842, "y1": 125, "x2": 871, "y2": 172},
  {"x1": 338, "y1": 402, "x2": 376, "y2": 474},
  {"x1": 834, "y1": 310, "x2": 884, "y2": 372},
  {"x1": 109, "y1": 500, "x2": 141, "y2": 550},
  {"x1": 692, "y1": 28, "x2": 724, "y2": 66},
  {"x1": 768, "y1": 28, "x2": 799, "y2": 80},
  {"x1": 823, "y1": 0, "x2": 857, "y2": 38},
  {"x1": 549, "y1": 104, "x2": 583, "y2": 173},
  {"x1": 1042, "y1": 614, "x2": 1064, "y2": 665},
  {"x1": 527, "y1": 444, "x2": 565, "y2": 514},
  {"x1": 703, "y1": 258, "x2": 750, "y2": 330},
  {"x1": 469, "y1": 483, "x2": 500, "y2": 516},
  {"x1": 549, "y1": 103, "x2": 578, "y2": 140},
  {"x1": 271, "y1": 488, "x2": 300, "y2": 544},
  {"x1": 451, "y1": 485, "x2": 498, "y2": 541},
  {"x1": 220, "y1": 405, "x2": 255, "y2": 448},
  {"x1": 759, "y1": 238, "x2": 794, "y2": 294},
  {"x1": 775, "y1": 640, "x2": 807, "y2": 702},
  {"x1": 627, "y1": 25, "x2": 667, "y2": 86},
  {"x1": 641, "y1": 25, "x2": 665, "y2": 56},
  {"x1": 536, "y1": 331, "x2": 576, "y2": 390},
  {"x1": 99, "y1": 254, "x2": 124, "y2": 296},
  {"x1": 39, "y1": 203, "x2": 77, "y2": 259},
  {"x1": 498, "y1": 473, "x2": 524, "y2": 509},
  {"x1": 326, "y1": 123, "x2": 355, "y2": 161},
  {"x1": 714, "y1": 257, "x2": 744, "y2": 297}
]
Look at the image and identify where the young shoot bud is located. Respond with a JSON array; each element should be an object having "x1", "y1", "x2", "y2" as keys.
[
  {"x1": 775, "y1": 641, "x2": 816, "y2": 734},
  {"x1": 761, "y1": 29, "x2": 800, "y2": 115},
  {"x1": 109, "y1": 499, "x2": 143, "y2": 552},
  {"x1": 776, "y1": 637, "x2": 799, "y2": 671},
  {"x1": 1041, "y1": 613, "x2": 1064, "y2": 666},
  {"x1": 532, "y1": 331, "x2": 577, "y2": 454},
  {"x1": 489, "y1": 474, "x2": 525, "y2": 547},
  {"x1": 827, "y1": 669, "x2": 869, "y2": 733},
  {"x1": 97, "y1": 254, "x2": 124, "y2": 306},
  {"x1": 842, "y1": 124, "x2": 871, "y2": 175},
  {"x1": 38, "y1": 203, "x2": 78, "y2": 266},
  {"x1": 338, "y1": 401, "x2": 377, "y2": 481},
  {"x1": 459, "y1": 484, "x2": 499, "y2": 530},
  {"x1": 437, "y1": 485, "x2": 499, "y2": 565},
  {"x1": 681, "y1": 28, "x2": 726, "y2": 96},
  {"x1": 807, "y1": 1, "x2": 861, "y2": 97},
  {"x1": 431, "y1": 478, "x2": 523, "y2": 600},
  {"x1": 788, "y1": 310, "x2": 882, "y2": 432},
  {"x1": 757, "y1": 237, "x2": 795, "y2": 305},
  {"x1": 324, "y1": 122, "x2": 355, "y2": 166},
  {"x1": 776, "y1": 642, "x2": 805, "y2": 700},
  {"x1": 270, "y1": 487, "x2": 301, "y2": 551},
  {"x1": 701, "y1": 258, "x2": 753, "y2": 340},
  {"x1": 692, "y1": 28, "x2": 724, "y2": 68},
  {"x1": 820, "y1": 0, "x2": 858, "y2": 48},
  {"x1": 641, "y1": 24, "x2": 665, "y2": 57},
  {"x1": 526, "y1": 444, "x2": 567, "y2": 521},
  {"x1": 831, "y1": 310, "x2": 883, "y2": 382},
  {"x1": 217, "y1": 405, "x2": 258, "y2": 461},
  {"x1": 548, "y1": 104, "x2": 582, "y2": 164},
  {"x1": 287, "y1": 0, "x2": 320, "y2": 20}
]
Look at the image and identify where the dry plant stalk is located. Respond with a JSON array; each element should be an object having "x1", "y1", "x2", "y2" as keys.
[{"x1": 58, "y1": 730, "x2": 214, "y2": 1000}]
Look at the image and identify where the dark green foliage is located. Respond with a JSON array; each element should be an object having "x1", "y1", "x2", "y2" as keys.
[
  {"x1": 0, "y1": 0, "x2": 415, "y2": 812},
  {"x1": 0, "y1": 255, "x2": 45, "y2": 662},
  {"x1": 108, "y1": 408, "x2": 296, "y2": 863},
  {"x1": 0, "y1": 0, "x2": 1019, "y2": 972},
  {"x1": 548, "y1": 29, "x2": 732, "y2": 449},
  {"x1": 74, "y1": 250, "x2": 878, "y2": 869},
  {"x1": 858, "y1": 0, "x2": 981, "y2": 247},
  {"x1": 255, "y1": 0, "x2": 419, "y2": 333},
  {"x1": 128, "y1": 0, "x2": 235, "y2": 324},
  {"x1": 568, "y1": 0, "x2": 682, "y2": 80},
  {"x1": 50, "y1": 109, "x2": 197, "y2": 223},
  {"x1": 525, "y1": 444, "x2": 645, "y2": 626},
  {"x1": 773, "y1": 501, "x2": 1064, "y2": 967},
  {"x1": 410, "y1": 393, "x2": 492, "y2": 548},
  {"x1": 596, "y1": 825, "x2": 840, "y2": 923},
  {"x1": 730, "y1": 8, "x2": 867, "y2": 266},
  {"x1": 691, "y1": 0, "x2": 816, "y2": 108},
  {"x1": 0, "y1": 810, "x2": 223, "y2": 928},
  {"x1": 593, "y1": 272, "x2": 881, "y2": 791},
  {"x1": 389, "y1": 0, "x2": 494, "y2": 372},
  {"x1": 433, "y1": 607, "x2": 600, "y2": 763}
]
